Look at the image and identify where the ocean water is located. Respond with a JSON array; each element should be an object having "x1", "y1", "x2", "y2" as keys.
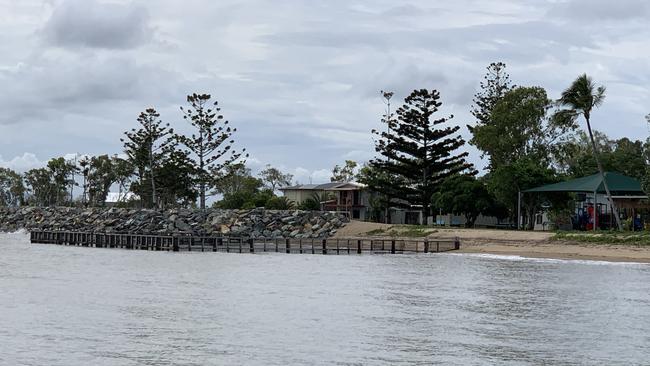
[{"x1": 1, "y1": 232, "x2": 649, "y2": 366}]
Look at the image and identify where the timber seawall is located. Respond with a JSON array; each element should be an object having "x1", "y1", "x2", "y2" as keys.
[{"x1": 0, "y1": 207, "x2": 347, "y2": 238}]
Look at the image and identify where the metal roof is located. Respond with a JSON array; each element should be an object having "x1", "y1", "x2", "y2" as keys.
[
  {"x1": 523, "y1": 172, "x2": 646, "y2": 195},
  {"x1": 280, "y1": 182, "x2": 365, "y2": 191}
]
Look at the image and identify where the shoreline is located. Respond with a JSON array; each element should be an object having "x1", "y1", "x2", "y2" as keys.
[
  {"x1": 334, "y1": 221, "x2": 650, "y2": 263},
  {"x1": 455, "y1": 241, "x2": 650, "y2": 263}
]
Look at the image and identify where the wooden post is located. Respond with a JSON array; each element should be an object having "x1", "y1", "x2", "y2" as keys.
[
  {"x1": 357, "y1": 239, "x2": 362, "y2": 254},
  {"x1": 391, "y1": 240, "x2": 396, "y2": 254},
  {"x1": 454, "y1": 237, "x2": 460, "y2": 250},
  {"x1": 286, "y1": 238, "x2": 291, "y2": 254},
  {"x1": 173, "y1": 236, "x2": 179, "y2": 252},
  {"x1": 249, "y1": 238, "x2": 254, "y2": 253},
  {"x1": 336, "y1": 240, "x2": 340, "y2": 255},
  {"x1": 238, "y1": 238, "x2": 242, "y2": 253},
  {"x1": 424, "y1": 240, "x2": 429, "y2": 254},
  {"x1": 322, "y1": 239, "x2": 327, "y2": 255}
]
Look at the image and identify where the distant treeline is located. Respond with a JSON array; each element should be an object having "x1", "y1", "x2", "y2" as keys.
[{"x1": 2, "y1": 64, "x2": 650, "y2": 230}]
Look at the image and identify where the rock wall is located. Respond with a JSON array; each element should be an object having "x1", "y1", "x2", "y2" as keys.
[{"x1": 0, "y1": 207, "x2": 348, "y2": 238}]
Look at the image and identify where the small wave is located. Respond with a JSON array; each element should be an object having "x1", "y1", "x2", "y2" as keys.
[
  {"x1": 451, "y1": 253, "x2": 649, "y2": 266},
  {"x1": 2, "y1": 229, "x2": 30, "y2": 235}
]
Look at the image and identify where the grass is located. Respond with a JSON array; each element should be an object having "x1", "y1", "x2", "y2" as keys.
[{"x1": 552, "y1": 231, "x2": 650, "y2": 246}]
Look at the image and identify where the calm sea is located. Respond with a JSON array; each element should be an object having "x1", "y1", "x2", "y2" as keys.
[{"x1": 1, "y1": 232, "x2": 649, "y2": 365}]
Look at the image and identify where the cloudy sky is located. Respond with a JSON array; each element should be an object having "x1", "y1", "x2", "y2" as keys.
[{"x1": 1, "y1": 0, "x2": 649, "y2": 183}]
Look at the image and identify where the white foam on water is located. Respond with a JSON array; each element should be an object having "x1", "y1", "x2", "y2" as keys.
[{"x1": 450, "y1": 252, "x2": 650, "y2": 266}]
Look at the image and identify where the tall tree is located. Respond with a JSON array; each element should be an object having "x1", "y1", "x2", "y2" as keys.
[
  {"x1": 488, "y1": 157, "x2": 559, "y2": 229},
  {"x1": 24, "y1": 168, "x2": 53, "y2": 206},
  {"x1": 178, "y1": 93, "x2": 247, "y2": 209},
  {"x1": 155, "y1": 150, "x2": 198, "y2": 207},
  {"x1": 259, "y1": 165, "x2": 293, "y2": 191},
  {"x1": 369, "y1": 89, "x2": 473, "y2": 222},
  {"x1": 214, "y1": 163, "x2": 256, "y2": 196},
  {"x1": 356, "y1": 163, "x2": 391, "y2": 222},
  {"x1": 556, "y1": 74, "x2": 622, "y2": 230},
  {"x1": 112, "y1": 156, "x2": 134, "y2": 204},
  {"x1": 330, "y1": 160, "x2": 358, "y2": 182},
  {"x1": 472, "y1": 86, "x2": 577, "y2": 169},
  {"x1": 78, "y1": 156, "x2": 91, "y2": 206},
  {"x1": 46, "y1": 157, "x2": 77, "y2": 206},
  {"x1": 0, "y1": 167, "x2": 25, "y2": 207},
  {"x1": 432, "y1": 174, "x2": 504, "y2": 228},
  {"x1": 86, "y1": 155, "x2": 117, "y2": 206},
  {"x1": 122, "y1": 108, "x2": 175, "y2": 208},
  {"x1": 468, "y1": 62, "x2": 514, "y2": 147}
]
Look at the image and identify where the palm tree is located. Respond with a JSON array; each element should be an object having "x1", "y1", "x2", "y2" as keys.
[{"x1": 557, "y1": 74, "x2": 622, "y2": 230}]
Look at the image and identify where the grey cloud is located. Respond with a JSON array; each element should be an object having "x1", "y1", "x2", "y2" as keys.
[
  {"x1": 0, "y1": 54, "x2": 180, "y2": 125},
  {"x1": 42, "y1": 0, "x2": 152, "y2": 49},
  {"x1": 1, "y1": 0, "x2": 649, "y2": 177}
]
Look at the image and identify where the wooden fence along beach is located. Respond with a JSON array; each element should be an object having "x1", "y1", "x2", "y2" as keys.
[{"x1": 29, "y1": 230, "x2": 460, "y2": 255}]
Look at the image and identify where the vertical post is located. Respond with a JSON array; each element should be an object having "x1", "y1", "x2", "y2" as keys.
[
  {"x1": 357, "y1": 239, "x2": 362, "y2": 254},
  {"x1": 322, "y1": 239, "x2": 327, "y2": 255},
  {"x1": 454, "y1": 237, "x2": 460, "y2": 250},
  {"x1": 424, "y1": 239, "x2": 429, "y2": 254},
  {"x1": 238, "y1": 238, "x2": 242, "y2": 253},
  {"x1": 593, "y1": 190, "x2": 598, "y2": 232},
  {"x1": 249, "y1": 238, "x2": 254, "y2": 253},
  {"x1": 517, "y1": 190, "x2": 522, "y2": 230},
  {"x1": 286, "y1": 238, "x2": 291, "y2": 254},
  {"x1": 391, "y1": 240, "x2": 395, "y2": 254},
  {"x1": 173, "y1": 236, "x2": 179, "y2": 252}
]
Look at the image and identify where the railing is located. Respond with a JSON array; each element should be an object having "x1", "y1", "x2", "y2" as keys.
[{"x1": 29, "y1": 230, "x2": 460, "y2": 254}]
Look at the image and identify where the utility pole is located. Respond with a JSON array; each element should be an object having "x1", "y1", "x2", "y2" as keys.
[{"x1": 380, "y1": 90, "x2": 394, "y2": 224}]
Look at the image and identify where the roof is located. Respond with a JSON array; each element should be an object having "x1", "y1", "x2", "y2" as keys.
[
  {"x1": 524, "y1": 172, "x2": 646, "y2": 195},
  {"x1": 280, "y1": 182, "x2": 366, "y2": 191}
]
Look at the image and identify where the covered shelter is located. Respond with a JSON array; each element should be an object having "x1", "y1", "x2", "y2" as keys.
[{"x1": 520, "y1": 172, "x2": 648, "y2": 231}]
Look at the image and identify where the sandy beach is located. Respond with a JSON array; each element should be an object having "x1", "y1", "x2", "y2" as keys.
[{"x1": 335, "y1": 221, "x2": 650, "y2": 263}]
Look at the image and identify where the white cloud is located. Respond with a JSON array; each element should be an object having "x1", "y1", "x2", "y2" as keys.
[{"x1": 0, "y1": 153, "x2": 47, "y2": 172}]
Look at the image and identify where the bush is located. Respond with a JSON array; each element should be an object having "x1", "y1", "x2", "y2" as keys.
[{"x1": 265, "y1": 196, "x2": 295, "y2": 210}]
